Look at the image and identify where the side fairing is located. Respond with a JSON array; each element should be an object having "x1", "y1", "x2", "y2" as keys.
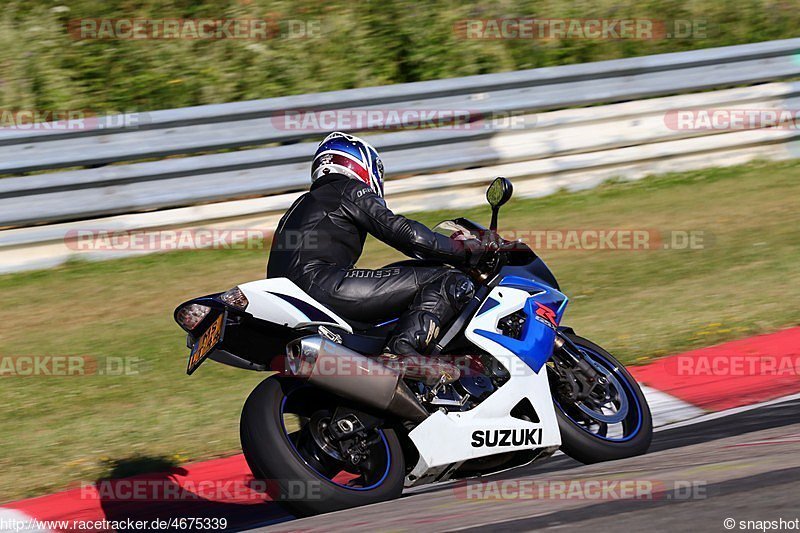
[
  {"x1": 237, "y1": 278, "x2": 353, "y2": 333},
  {"x1": 407, "y1": 280, "x2": 566, "y2": 477}
]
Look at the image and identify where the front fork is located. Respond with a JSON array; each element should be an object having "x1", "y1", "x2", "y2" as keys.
[{"x1": 551, "y1": 329, "x2": 603, "y2": 402}]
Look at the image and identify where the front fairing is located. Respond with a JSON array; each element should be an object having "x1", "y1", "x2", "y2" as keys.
[{"x1": 495, "y1": 258, "x2": 560, "y2": 292}]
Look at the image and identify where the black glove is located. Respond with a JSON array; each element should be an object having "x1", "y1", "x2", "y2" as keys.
[
  {"x1": 463, "y1": 230, "x2": 500, "y2": 267},
  {"x1": 463, "y1": 238, "x2": 486, "y2": 268},
  {"x1": 479, "y1": 229, "x2": 502, "y2": 250}
]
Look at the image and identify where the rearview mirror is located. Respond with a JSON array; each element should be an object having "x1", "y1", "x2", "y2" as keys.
[
  {"x1": 486, "y1": 177, "x2": 513, "y2": 208},
  {"x1": 486, "y1": 177, "x2": 513, "y2": 231}
]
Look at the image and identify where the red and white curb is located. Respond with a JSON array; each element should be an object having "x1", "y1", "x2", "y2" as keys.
[
  {"x1": 3, "y1": 327, "x2": 799, "y2": 532},
  {"x1": 638, "y1": 385, "x2": 704, "y2": 427},
  {"x1": 629, "y1": 326, "x2": 800, "y2": 411}
]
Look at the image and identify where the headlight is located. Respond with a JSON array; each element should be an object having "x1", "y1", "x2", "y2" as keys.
[
  {"x1": 176, "y1": 303, "x2": 211, "y2": 331},
  {"x1": 220, "y1": 286, "x2": 248, "y2": 309}
]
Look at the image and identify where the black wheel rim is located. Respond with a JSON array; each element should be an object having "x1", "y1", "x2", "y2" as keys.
[
  {"x1": 552, "y1": 344, "x2": 644, "y2": 443},
  {"x1": 279, "y1": 386, "x2": 392, "y2": 491}
]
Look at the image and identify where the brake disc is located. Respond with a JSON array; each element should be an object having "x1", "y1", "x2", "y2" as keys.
[{"x1": 574, "y1": 358, "x2": 629, "y2": 424}]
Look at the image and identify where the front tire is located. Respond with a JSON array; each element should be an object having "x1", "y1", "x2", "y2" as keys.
[
  {"x1": 240, "y1": 376, "x2": 406, "y2": 516},
  {"x1": 553, "y1": 333, "x2": 653, "y2": 463}
]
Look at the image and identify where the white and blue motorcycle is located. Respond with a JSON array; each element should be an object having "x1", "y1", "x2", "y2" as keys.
[{"x1": 174, "y1": 177, "x2": 652, "y2": 516}]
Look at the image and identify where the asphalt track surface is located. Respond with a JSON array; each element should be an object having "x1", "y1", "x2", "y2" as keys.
[{"x1": 248, "y1": 397, "x2": 800, "y2": 532}]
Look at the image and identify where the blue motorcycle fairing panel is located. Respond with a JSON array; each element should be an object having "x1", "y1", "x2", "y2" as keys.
[
  {"x1": 476, "y1": 297, "x2": 501, "y2": 316},
  {"x1": 476, "y1": 277, "x2": 568, "y2": 373}
]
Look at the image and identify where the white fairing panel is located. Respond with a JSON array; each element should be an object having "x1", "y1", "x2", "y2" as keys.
[
  {"x1": 408, "y1": 286, "x2": 561, "y2": 473},
  {"x1": 237, "y1": 278, "x2": 353, "y2": 333}
]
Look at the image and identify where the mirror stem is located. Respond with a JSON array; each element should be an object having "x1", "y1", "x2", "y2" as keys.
[{"x1": 490, "y1": 207, "x2": 499, "y2": 231}]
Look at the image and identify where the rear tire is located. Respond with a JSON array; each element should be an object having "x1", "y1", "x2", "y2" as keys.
[
  {"x1": 240, "y1": 376, "x2": 406, "y2": 516},
  {"x1": 554, "y1": 334, "x2": 652, "y2": 464}
]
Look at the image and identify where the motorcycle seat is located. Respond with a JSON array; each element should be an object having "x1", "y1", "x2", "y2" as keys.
[{"x1": 334, "y1": 319, "x2": 399, "y2": 356}]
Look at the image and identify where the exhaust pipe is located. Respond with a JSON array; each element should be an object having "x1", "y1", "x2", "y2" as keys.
[{"x1": 285, "y1": 335, "x2": 429, "y2": 423}]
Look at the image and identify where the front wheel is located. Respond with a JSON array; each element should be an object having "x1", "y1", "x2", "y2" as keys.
[
  {"x1": 551, "y1": 333, "x2": 652, "y2": 463},
  {"x1": 240, "y1": 376, "x2": 406, "y2": 516}
]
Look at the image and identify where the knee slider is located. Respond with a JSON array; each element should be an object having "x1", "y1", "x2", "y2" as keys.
[{"x1": 443, "y1": 272, "x2": 474, "y2": 308}]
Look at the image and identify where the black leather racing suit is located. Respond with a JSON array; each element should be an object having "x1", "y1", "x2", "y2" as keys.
[{"x1": 267, "y1": 173, "x2": 476, "y2": 355}]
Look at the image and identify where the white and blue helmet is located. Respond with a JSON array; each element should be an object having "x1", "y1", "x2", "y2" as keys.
[{"x1": 311, "y1": 132, "x2": 385, "y2": 197}]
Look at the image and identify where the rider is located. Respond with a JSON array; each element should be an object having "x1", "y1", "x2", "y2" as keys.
[{"x1": 267, "y1": 131, "x2": 484, "y2": 356}]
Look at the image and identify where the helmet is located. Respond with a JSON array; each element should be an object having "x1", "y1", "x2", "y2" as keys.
[{"x1": 311, "y1": 131, "x2": 385, "y2": 197}]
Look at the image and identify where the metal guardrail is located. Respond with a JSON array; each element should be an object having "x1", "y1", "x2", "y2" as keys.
[
  {"x1": 2, "y1": 39, "x2": 800, "y2": 272},
  {"x1": 2, "y1": 38, "x2": 800, "y2": 229}
]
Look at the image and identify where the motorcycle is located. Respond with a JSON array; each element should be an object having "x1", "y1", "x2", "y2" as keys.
[{"x1": 173, "y1": 177, "x2": 653, "y2": 516}]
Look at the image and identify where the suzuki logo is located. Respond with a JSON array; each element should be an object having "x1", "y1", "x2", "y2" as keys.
[
  {"x1": 471, "y1": 428, "x2": 542, "y2": 447},
  {"x1": 534, "y1": 302, "x2": 557, "y2": 329}
]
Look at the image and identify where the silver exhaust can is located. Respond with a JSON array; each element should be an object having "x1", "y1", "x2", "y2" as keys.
[{"x1": 286, "y1": 335, "x2": 429, "y2": 423}]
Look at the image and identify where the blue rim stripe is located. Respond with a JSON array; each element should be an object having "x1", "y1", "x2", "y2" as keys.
[
  {"x1": 555, "y1": 346, "x2": 643, "y2": 442},
  {"x1": 279, "y1": 393, "x2": 391, "y2": 491}
]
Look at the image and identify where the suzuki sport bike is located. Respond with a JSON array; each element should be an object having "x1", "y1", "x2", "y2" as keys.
[{"x1": 174, "y1": 177, "x2": 652, "y2": 516}]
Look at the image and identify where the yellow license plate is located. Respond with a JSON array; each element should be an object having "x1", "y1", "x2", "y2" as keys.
[{"x1": 187, "y1": 312, "x2": 225, "y2": 375}]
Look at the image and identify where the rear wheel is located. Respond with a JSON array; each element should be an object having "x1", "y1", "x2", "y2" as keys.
[
  {"x1": 240, "y1": 376, "x2": 406, "y2": 516},
  {"x1": 551, "y1": 333, "x2": 652, "y2": 463}
]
